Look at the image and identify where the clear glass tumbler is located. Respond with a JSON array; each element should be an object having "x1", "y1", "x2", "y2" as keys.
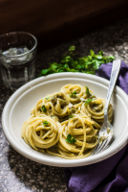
[{"x1": 0, "y1": 31, "x2": 37, "y2": 91}]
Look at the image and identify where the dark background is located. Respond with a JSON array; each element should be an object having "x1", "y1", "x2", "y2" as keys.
[{"x1": 0, "y1": 0, "x2": 128, "y2": 49}]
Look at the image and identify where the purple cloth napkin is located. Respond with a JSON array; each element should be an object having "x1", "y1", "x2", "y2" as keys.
[{"x1": 65, "y1": 61, "x2": 128, "y2": 192}]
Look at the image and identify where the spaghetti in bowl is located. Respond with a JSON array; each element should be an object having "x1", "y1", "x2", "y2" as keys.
[
  {"x1": 22, "y1": 84, "x2": 113, "y2": 159},
  {"x1": 2, "y1": 73, "x2": 128, "y2": 167}
]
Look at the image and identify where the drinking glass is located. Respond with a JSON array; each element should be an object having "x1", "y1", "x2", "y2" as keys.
[{"x1": 0, "y1": 31, "x2": 37, "y2": 91}]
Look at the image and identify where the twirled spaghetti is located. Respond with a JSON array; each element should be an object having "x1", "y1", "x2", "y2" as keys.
[{"x1": 22, "y1": 84, "x2": 113, "y2": 159}]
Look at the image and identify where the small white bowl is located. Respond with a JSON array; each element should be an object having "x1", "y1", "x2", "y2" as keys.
[{"x1": 2, "y1": 72, "x2": 128, "y2": 167}]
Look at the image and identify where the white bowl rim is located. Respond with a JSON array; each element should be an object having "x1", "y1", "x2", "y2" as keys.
[{"x1": 2, "y1": 72, "x2": 128, "y2": 167}]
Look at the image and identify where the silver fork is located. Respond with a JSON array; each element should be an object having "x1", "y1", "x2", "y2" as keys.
[{"x1": 94, "y1": 59, "x2": 121, "y2": 153}]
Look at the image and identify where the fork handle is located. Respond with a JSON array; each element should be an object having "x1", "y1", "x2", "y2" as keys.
[{"x1": 104, "y1": 59, "x2": 121, "y2": 117}]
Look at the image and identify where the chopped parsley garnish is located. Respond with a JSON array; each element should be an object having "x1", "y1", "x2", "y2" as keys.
[
  {"x1": 41, "y1": 46, "x2": 114, "y2": 76},
  {"x1": 45, "y1": 96, "x2": 50, "y2": 100},
  {"x1": 66, "y1": 134, "x2": 76, "y2": 144},
  {"x1": 70, "y1": 91, "x2": 77, "y2": 98},
  {"x1": 73, "y1": 91, "x2": 77, "y2": 94},
  {"x1": 41, "y1": 105, "x2": 47, "y2": 112},
  {"x1": 85, "y1": 98, "x2": 93, "y2": 105},
  {"x1": 43, "y1": 121, "x2": 49, "y2": 126},
  {"x1": 86, "y1": 87, "x2": 91, "y2": 97},
  {"x1": 68, "y1": 114, "x2": 74, "y2": 118}
]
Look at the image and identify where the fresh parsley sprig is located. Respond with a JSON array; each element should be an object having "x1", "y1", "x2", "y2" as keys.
[
  {"x1": 86, "y1": 87, "x2": 92, "y2": 97},
  {"x1": 41, "y1": 105, "x2": 47, "y2": 113},
  {"x1": 41, "y1": 46, "x2": 114, "y2": 76},
  {"x1": 66, "y1": 134, "x2": 76, "y2": 144},
  {"x1": 70, "y1": 91, "x2": 77, "y2": 98},
  {"x1": 43, "y1": 121, "x2": 49, "y2": 126},
  {"x1": 68, "y1": 114, "x2": 74, "y2": 118},
  {"x1": 85, "y1": 98, "x2": 93, "y2": 105}
]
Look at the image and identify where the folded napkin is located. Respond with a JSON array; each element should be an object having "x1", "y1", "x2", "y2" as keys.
[{"x1": 65, "y1": 61, "x2": 128, "y2": 192}]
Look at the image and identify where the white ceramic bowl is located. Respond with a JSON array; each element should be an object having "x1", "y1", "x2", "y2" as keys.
[{"x1": 2, "y1": 72, "x2": 128, "y2": 167}]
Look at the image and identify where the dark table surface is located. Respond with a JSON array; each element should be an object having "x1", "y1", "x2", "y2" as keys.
[{"x1": 0, "y1": 18, "x2": 128, "y2": 192}]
